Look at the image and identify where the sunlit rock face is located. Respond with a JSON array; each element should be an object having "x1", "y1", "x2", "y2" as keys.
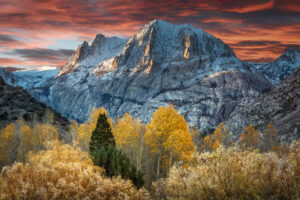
[{"x1": 19, "y1": 20, "x2": 299, "y2": 138}]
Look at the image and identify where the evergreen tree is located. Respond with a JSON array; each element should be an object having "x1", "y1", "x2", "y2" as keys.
[
  {"x1": 89, "y1": 113, "x2": 144, "y2": 188},
  {"x1": 89, "y1": 113, "x2": 115, "y2": 153}
]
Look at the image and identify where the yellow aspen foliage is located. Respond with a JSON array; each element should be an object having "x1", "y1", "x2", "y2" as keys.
[
  {"x1": 211, "y1": 123, "x2": 232, "y2": 146},
  {"x1": 114, "y1": 113, "x2": 139, "y2": 148},
  {"x1": 144, "y1": 105, "x2": 195, "y2": 178},
  {"x1": 68, "y1": 120, "x2": 79, "y2": 146},
  {"x1": 212, "y1": 139, "x2": 221, "y2": 151},
  {"x1": 164, "y1": 129, "x2": 195, "y2": 162},
  {"x1": 18, "y1": 124, "x2": 33, "y2": 162},
  {"x1": 211, "y1": 127, "x2": 224, "y2": 143},
  {"x1": 32, "y1": 124, "x2": 59, "y2": 148},
  {"x1": 0, "y1": 122, "x2": 59, "y2": 167},
  {"x1": 0, "y1": 141, "x2": 150, "y2": 200},
  {"x1": 114, "y1": 113, "x2": 146, "y2": 170},
  {"x1": 0, "y1": 123, "x2": 17, "y2": 167},
  {"x1": 239, "y1": 125, "x2": 261, "y2": 149},
  {"x1": 201, "y1": 135, "x2": 213, "y2": 152},
  {"x1": 200, "y1": 123, "x2": 231, "y2": 152}
]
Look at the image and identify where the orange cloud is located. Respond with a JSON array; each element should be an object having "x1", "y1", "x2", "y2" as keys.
[
  {"x1": 223, "y1": 0, "x2": 274, "y2": 13},
  {"x1": 0, "y1": 0, "x2": 298, "y2": 68}
]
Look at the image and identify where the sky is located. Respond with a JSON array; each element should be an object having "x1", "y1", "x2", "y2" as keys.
[{"x1": 0, "y1": 0, "x2": 299, "y2": 71}]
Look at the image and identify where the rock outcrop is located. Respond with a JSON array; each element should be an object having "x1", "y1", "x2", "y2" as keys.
[
  {"x1": 253, "y1": 49, "x2": 300, "y2": 85},
  {"x1": 29, "y1": 20, "x2": 272, "y2": 129},
  {"x1": 225, "y1": 66, "x2": 300, "y2": 141}
]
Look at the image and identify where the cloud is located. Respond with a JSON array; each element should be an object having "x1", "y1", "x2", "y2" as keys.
[
  {"x1": 11, "y1": 48, "x2": 74, "y2": 61},
  {"x1": 0, "y1": 0, "x2": 299, "y2": 68},
  {"x1": 223, "y1": 0, "x2": 275, "y2": 13},
  {"x1": 2, "y1": 66, "x2": 25, "y2": 72},
  {"x1": 0, "y1": 48, "x2": 73, "y2": 68},
  {"x1": 0, "y1": 57, "x2": 23, "y2": 65},
  {"x1": 0, "y1": 35, "x2": 17, "y2": 42},
  {"x1": 0, "y1": 34, "x2": 24, "y2": 48},
  {"x1": 230, "y1": 40, "x2": 300, "y2": 62}
]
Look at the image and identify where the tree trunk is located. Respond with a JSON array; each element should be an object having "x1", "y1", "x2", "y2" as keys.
[
  {"x1": 156, "y1": 153, "x2": 161, "y2": 179},
  {"x1": 169, "y1": 151, "x2": 172, "y2": 169},
  {"x1": 137, "y1": 143, "x2": 144, "y2": 171}
]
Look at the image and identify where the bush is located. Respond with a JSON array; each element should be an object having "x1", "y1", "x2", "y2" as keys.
[
  {"x1": 153, "y1": 143, "x2": 300, "y2": 200},
  {"x1": 0, "y1": 141, "x2": 150, "y2": 200}
]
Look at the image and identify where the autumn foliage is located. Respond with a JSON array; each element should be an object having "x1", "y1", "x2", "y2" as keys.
[
  {"x1": 1, "y1": 104, "x2": 299, "y2": 199},
  {"x1": 239, "y1": 124, "x2": 261, "y2": 148},
  {"x1": 0, "y1": 141, "x2": 150, "y2": 200},
  {"x1": 0, "y1": 119, "x2": 58, "y2": 167},
  {"x1": 153, "y1": 143, "x2": 300, "y2": 200},
  {"x1": 201, "y1": 123, "x2": 232, "y2": 152},
  {"x1": 144, "y1": 105, "x2": 195, "y2": 178}
]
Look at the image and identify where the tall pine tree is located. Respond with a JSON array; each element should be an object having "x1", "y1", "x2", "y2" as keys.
[
  {"x1": 89, "y1": 113, "x2": 115, "y2": 152},
  {"x1": 89, "y1": 112, "x2": 144, "y2": 188}
]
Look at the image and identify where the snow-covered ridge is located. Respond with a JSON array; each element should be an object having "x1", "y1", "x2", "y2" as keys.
[
  {"x1": 57, "y1": 34, "x2": 128, "y2": 76},
  {"x1": 13, "y1": 68, "x2": 60, "y2": 88},
  {"x1": 252, "y1": 49, "x2": 300, "y2": 85}
]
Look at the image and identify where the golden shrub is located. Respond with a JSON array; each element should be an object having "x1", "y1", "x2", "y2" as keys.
[
  {"x1": 153, "y1": 145, "x2": 300, "y2": 200},
  {"x1": 0, "y1": 141, "x2": 150, "y2": 200}
]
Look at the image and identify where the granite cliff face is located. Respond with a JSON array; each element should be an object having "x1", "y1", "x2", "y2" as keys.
[
  {"x1": 225, "y1": 66, "x2": 300, "y2": 141},
  {"x1": 29, "y1": 21, "x2": 269, "y2": 127},
  {"x1": 9, "y1": 20, "x2": 299, "y2": 138}
]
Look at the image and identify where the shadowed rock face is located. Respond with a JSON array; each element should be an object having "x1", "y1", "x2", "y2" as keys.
[
  {"x1": 225, "y1": 67, "x2": 300, "y2": 141},
  {"x1": 0, "y1": 77, "x2": 69, "y2": 139},
  {"x1": 5, "y1": 20, "x2": 299, "y2": 140}
]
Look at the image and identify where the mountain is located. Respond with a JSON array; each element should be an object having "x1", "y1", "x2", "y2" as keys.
[
  {"x1": 225, "y1": 66, "x2": 300, "y2": 141},
  {"x1": 28, "y1": 20, "x2": 270, "y2": 127},
  {"x1": 0, "y1": 68, "x2": 18, "y2": 85},
  {"x1": 0, "y1": 77, "x2": 69, "y2": 139},
  {"x1": 13, "y1": 67, "x2": 60, "y2": 88},
  {"x1": 0, "y1": 67, "x2": 60, "y2": 88},
  {"x1": 6, "y1": 20, "x2": 300, "y2": 138},
  {"x1": 252, "y1": 49, "x2": 300, "y2": 85},
  {"x1": 57, "y1": 34, "x2": 128, "y2": 76}
]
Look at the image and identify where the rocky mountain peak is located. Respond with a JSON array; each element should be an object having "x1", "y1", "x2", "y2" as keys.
[
  {"x1": 58, "y1": 34, "x2": 128, "y2": 76},
  {"x1": 90, "y1": 34, "x2": 106, "y2": 55},
  {"x1": 74, "y1": 41, "x2": 90, "y2": 63},
  {"x1": 254, "y1": 48, "x2": 300, "y2": 85},
  {"x1": 111, "y1": 19, "x2": 236, "y2": 74}
]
